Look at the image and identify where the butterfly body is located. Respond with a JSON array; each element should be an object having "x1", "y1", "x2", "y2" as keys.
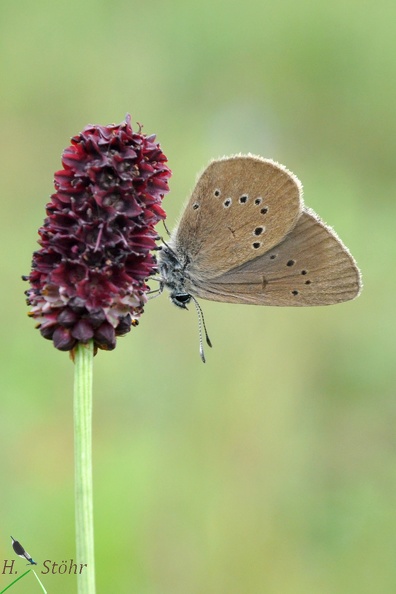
[
  {"x1": 159, "y1": 244, "x2": 192, "y2": 309},
  {"x1": 159, "y1": 154, "x2": 361, "y2": 311}
]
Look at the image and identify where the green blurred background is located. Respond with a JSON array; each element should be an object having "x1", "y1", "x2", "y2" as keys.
[{"x1": 1, "y1": 0, "x2": 395, "y2": 592}]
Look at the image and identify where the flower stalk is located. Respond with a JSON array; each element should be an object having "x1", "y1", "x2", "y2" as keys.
[{"x1": 74, "y1": 340, "x2": 95, "y2": 594}]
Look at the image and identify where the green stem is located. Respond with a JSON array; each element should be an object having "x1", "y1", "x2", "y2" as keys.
[
  {"x1": 0, "y1": 570, "x2": 30, "y2": 593},
  {"x1": 74, "y1": 340, "x2": 96, "y2": 594},
  {"x1": 32, "y1": 569, "x2": 48, "y2": 593}
]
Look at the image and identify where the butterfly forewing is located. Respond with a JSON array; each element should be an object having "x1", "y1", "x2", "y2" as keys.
[
  {"x1": 187, "y1": 209, "x2": 361, "y2": 306},
  {"x1": 173, "y1": 155, "x2": 303, "y2": 278}
]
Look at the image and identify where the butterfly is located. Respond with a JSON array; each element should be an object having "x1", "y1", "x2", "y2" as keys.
[{"x1": 158, "y1": 154, "x2": 361, "y2": 361}]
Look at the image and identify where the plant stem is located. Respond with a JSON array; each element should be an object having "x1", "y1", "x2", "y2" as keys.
[
  {"x1": 0, "y1": 570, "x2": 30, "y2": 593},
  {"x1": 74, "y1": 340, "x2": 96, "y2": 593}
]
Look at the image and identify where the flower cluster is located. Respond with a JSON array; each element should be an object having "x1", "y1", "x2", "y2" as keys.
[{"x1": 23, "y1": 115, "x2": 171, "y2": 351}]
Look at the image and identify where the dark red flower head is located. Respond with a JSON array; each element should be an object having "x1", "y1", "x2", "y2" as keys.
[{"x1": 23, "y1": 115, "x2": 171, "y2": 352}]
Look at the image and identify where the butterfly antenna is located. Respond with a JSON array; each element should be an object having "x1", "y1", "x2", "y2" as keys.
[{"x1": 190, "y1": 295, "x2": 213, "y2": 363}]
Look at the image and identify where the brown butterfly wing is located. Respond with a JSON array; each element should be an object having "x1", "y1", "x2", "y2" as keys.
[
  {"x1": 186, "y1": 209, "x2": 362, "y2": 306},
  {"x1": 173, "y1": 155, "x2": 303, "y2": 278}
]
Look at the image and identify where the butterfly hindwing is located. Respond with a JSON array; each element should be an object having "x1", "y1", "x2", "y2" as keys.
[{"x1": 186, "y1": 209, "x2": 361, "y2": 306}]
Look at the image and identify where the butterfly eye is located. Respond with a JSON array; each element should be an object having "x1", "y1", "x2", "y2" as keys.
[
  {"x1": 292, "y1": 290, "x2": 299, "y2": 296},
  {"x1": 270, "y1": 254, "x2": 277, "y2": 260},
  {"x1": 260, "y1": 207, "x2": 268, "y2": 214},
  {"x1": 214, "y1": 189, "x2": 221, "y2": 197},
  {"x1": 254, "y1": 197, "x2": 262, "y2": 205},
  {"x1": 192, "y1": 203, "x2": 199, "y2": 210},
  {"x1": 252, "y1": 242, "x2": 261, "y2": 249},
  {"x1": 301, "y1": 270, "x2": 307, "y2": 275},
  {"x1": 287, "y1": 259, "x2": 295, "y2": 267},
  {"x1": 223, "y1": 198, "x2": 232, "y2": 208},
  {"x1": 239, "y1": 195, "x2": 248, "y2": 204}
]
